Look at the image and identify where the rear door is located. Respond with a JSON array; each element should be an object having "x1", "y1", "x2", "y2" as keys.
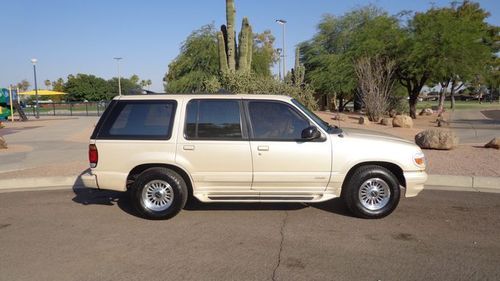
[{"x1": 175, "y1": 98, "x2": 253, "y2": 192}]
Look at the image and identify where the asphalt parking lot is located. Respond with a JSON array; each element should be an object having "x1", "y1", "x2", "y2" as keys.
[{"x1": 0, "y1": 188, "x2": 499, "y2": 281}]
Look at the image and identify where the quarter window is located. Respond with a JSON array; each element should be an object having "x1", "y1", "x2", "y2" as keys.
[
  {"x1": 98, "y1": 100, "x2": 176, "y2": 140},
  {"x1": 248, "y1": 101, "x2": 310, "y2": 140},
  {"x1": 185, "y1": 100, "x2": 243, "y2": 140}
]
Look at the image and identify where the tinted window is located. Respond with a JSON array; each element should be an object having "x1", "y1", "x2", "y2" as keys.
[
  {"x1": 99, "y1": 100, "x2": 176, "y2": 140},
  {"x1": 248, "y1": 101, "x2": 310, "y2": 140},
  {"x1": 185, "y1": 100, "x2": 242, "y2": 140}
]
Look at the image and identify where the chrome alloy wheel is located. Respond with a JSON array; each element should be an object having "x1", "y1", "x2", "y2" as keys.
[
  {"x1": 142, "y1": 180, "x2": 174, "y2": 212},
  {"x1": 358, "y1": 178, "x2": 391, "y2": 211}
]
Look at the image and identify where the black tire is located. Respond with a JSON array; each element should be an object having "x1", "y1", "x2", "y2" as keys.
[
  {"x1": 131, "y1": 167, "x2": 188, "y2": 220},
  {"x1": 343, "y1": 165, "x2": 400, "y2": 219}
]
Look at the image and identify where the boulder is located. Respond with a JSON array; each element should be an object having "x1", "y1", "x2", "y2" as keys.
[
  {"x1": 380, "y1": 118, "x2": 393, "y2": 126},
  {"x1": 484, "y1": 138, "x2": 500, "y2": 150},
  {"x1": 392, "y1": 115, "x2": 413, "y2": 128},
  {"x1": 358, "y1": 116, "x2": 370, "y2": 125},
  {"x1": 0, "y1": 136, "x2": 7, "y2": 149},
  {"x1": 415, "y1": 129, "x2": 459, "y2": 150},
  {"x1": 419, "y1": 108, "x2": 433, "y2": 116}
]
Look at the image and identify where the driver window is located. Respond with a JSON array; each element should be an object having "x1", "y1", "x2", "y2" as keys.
[{"x1": 248, "y1": 101, "x2": 310, "y2": 140}]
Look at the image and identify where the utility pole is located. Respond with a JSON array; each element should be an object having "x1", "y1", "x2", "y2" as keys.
[
  {"x1": 113, "y1": 57, "x2": 123, "y2": 96},
  {"x1": 276, "y1": 48, "x2": 282, "y2": 80},
  {"x1": 31, "y1": 58, "x2": 40, "y2": 119},
  {"x1": 276, "y1": 19, "x2": 287, "y2": 78}
]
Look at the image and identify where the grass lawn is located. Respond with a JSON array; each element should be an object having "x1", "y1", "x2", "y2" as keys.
[{"x1": 417, "y1": 100, "x2": 500, "y2": 110}]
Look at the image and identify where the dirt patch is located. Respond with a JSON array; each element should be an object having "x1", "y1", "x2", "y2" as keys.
[{"x1": 423, "y1": 145, "x2": 500, "y2": 177}]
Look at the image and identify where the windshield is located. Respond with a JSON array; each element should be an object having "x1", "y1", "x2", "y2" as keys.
[{"x1": 292, "y1": 99, "x2": 341, "y2": 134}]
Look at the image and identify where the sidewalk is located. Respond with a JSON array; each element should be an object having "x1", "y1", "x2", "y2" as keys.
[
  {"x1": 0, "y1": 116, "x2": 96, "y2": 175},
  {"x1": 450, "y1": 109, "x2": 500, "y2": 144}
]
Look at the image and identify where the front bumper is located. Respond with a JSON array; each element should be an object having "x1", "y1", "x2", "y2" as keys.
[
  {"x1": 404, "y1": 171, "x2": 428, "y2": 197},
  {"x1": 81, "y1": 171, "x2": 99, "y2": 189}
]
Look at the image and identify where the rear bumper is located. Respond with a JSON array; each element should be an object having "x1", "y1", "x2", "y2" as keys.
[
  {"x1": 81, "y1": 172, "x2": 99, "y2": 189},
  {"x1": 404, "y1": 171, "x2": 428, "y2": 197}
]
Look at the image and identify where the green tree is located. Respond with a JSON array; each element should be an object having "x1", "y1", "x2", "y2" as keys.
[
  {"x1": 52, "y1": 78, "x2": 65, "y2": 92},
  {"x1": 252, "y1": 30, "x2": 276, "y2": 77},
  {"x1": 396, "y1": 1, "x2": 493, "y2": 118},
  {"x1": 63, "y1": 74, "x2": 111, "y2": 101},
  {"x1": 44, "y1": 79, "x2": 51, "y2": 90},
  {"x1": 107, "y1": 75, "x2": 141, "y2": 96},
  {"x1": 146, "y1": 79, "x2": 152, "y2": 90},
  {"x1": 300, "y1": 6, "x2": 400, "y2": 111},
  {"x1": 164, "y1": 24, "x2": 220, "y2": 93}
]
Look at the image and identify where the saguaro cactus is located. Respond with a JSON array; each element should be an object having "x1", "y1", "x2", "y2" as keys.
[
  {"x1": 291, "y1": 47, "x2": 305, "y2": 87},
  {"x1": 217, "y1": 0, "x2": 253, "y2": 73}
]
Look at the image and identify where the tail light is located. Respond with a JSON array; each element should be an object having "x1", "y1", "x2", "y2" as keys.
[{"x1": 89, "y1": 144, "x2": 98, "y2": 168}]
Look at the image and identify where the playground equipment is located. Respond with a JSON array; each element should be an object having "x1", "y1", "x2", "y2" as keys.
[{"x1": 0, "y1": 88, "x2": 28, "y2": 121}]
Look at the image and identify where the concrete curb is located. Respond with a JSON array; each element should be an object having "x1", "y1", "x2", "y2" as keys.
[
  {"x1": 0, "y1": 176, "x2": 85, "y2": 193},
  {"x1": 425, "y1": 174, "x2": 500, "y2": 193},
  {"x1": 0, "y1": 174, "x2": 499, "y2": 194}
]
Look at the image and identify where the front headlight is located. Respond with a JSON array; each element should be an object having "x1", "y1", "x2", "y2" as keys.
[{"x1": 413, "y1": 152, "x2": 426, "y2": 168}]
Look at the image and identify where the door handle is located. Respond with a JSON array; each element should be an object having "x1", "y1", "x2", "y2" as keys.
[
  {"x1": 183, "y1": 145, "x2": 195, "y2": 151},
  {"x1": 257, "y1": 145, "x2": 269, "y2": 151}
]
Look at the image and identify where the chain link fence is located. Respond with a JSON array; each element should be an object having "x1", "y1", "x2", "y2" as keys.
[{"x1": 24, "y1": 101, "x2": 111, "y2": 117}]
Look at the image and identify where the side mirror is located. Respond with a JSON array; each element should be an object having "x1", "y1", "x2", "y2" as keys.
[{"x1": 301, "y1": 126, "x2": 321, "y2": 140}]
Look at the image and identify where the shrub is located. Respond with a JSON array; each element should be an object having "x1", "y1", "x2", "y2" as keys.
[{"x1": 203, "y1": 72, "x2": 318, "y2": 110}]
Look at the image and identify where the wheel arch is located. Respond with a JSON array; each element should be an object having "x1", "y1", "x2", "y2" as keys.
[
  {"x1": 127, "y1": 163, "x2": 194, "y2": 199},
  {"x1": 341, "y1": 161, "x2": 406, "y2": 196}
]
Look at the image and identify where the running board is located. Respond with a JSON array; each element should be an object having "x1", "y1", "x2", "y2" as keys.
[{"x1": 207, "y1": 196, "x2": 315, "y2": 201}]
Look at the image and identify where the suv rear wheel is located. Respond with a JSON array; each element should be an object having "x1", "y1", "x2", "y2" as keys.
[
  {"x1": 343, "y1": 165, "x2": 400, "y2": 219},
  {"x1": 131, "y1": 167, "x2": 188, "y2": 220}
]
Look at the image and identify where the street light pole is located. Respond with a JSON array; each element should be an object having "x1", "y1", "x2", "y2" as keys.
[
  {"x1": 113, "y1": 57, "x2": 123, "y2": 96},
  {"x1": 31, "y1": 58, "x2": 40, "y2": 119},
  {"x1": 276, "y1": 48, "x2": 282, "y2": 80},
  {"x1": 276, "y1": 19, "x2": 287, "y2": 78}
]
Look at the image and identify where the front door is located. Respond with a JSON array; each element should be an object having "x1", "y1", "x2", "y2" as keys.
[{"x1": 246, "y1": 100, "x2": 332, "y2": 193}]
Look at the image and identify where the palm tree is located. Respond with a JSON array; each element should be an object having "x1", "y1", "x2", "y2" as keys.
[
  {"x1": 146, "y1": 79, "x2": 152, "y2": 91},
  {"x1": 17, "y1": 80, "x2": 30, "y2": 92},
  {"x1": 44, "y1": 79, "x2": 51, "y2": 90},
  {"x1": 140, "y1": 80, "x2": 147, "y2": 89}
]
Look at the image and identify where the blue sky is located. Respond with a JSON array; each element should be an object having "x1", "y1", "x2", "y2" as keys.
[{"x1": 1, "y1": 0, "x2": 498, "y2": 92}]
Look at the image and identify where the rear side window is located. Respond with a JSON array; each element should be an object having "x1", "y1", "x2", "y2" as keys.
[
  {"x1": 98, "y1": 100, "x2": 176, "y2": 140},
  {"x1": 185, "y1": 99, "x2": 243, "y2": 140}
]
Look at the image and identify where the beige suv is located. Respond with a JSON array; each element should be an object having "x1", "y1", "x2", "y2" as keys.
[{"x1": 82, "y1": 94, "x2": 427, "y2": 219}]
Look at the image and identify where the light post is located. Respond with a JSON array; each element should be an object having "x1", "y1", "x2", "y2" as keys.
[
  {"x1": 113, "y1": 57, "x2": 123, "y2": 96},
  {"x1": 276, "y1": 19, "x2": 287, "y2": 78},
  {"x1": 31, "y1": 58, "x2": 40, "y2": 119},
  {"x1": 276, "y1": 48, "x2": 282, "y2": 80}
]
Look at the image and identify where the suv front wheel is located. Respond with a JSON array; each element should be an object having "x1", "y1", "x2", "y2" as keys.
[
  {"x1": 343, "y1": 165, "x2": 400, "y2": 219},
  {"x1": 131, "y1": 168, "x2": 188, "y2": 220}
]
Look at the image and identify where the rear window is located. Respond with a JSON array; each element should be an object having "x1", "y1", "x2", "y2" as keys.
[
  {"x1": 185, "y1": 99, "x2": 243, "y2": 140},
  {"x1": 98, "y1": 100, "x2": 176, "y2": 140}
]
